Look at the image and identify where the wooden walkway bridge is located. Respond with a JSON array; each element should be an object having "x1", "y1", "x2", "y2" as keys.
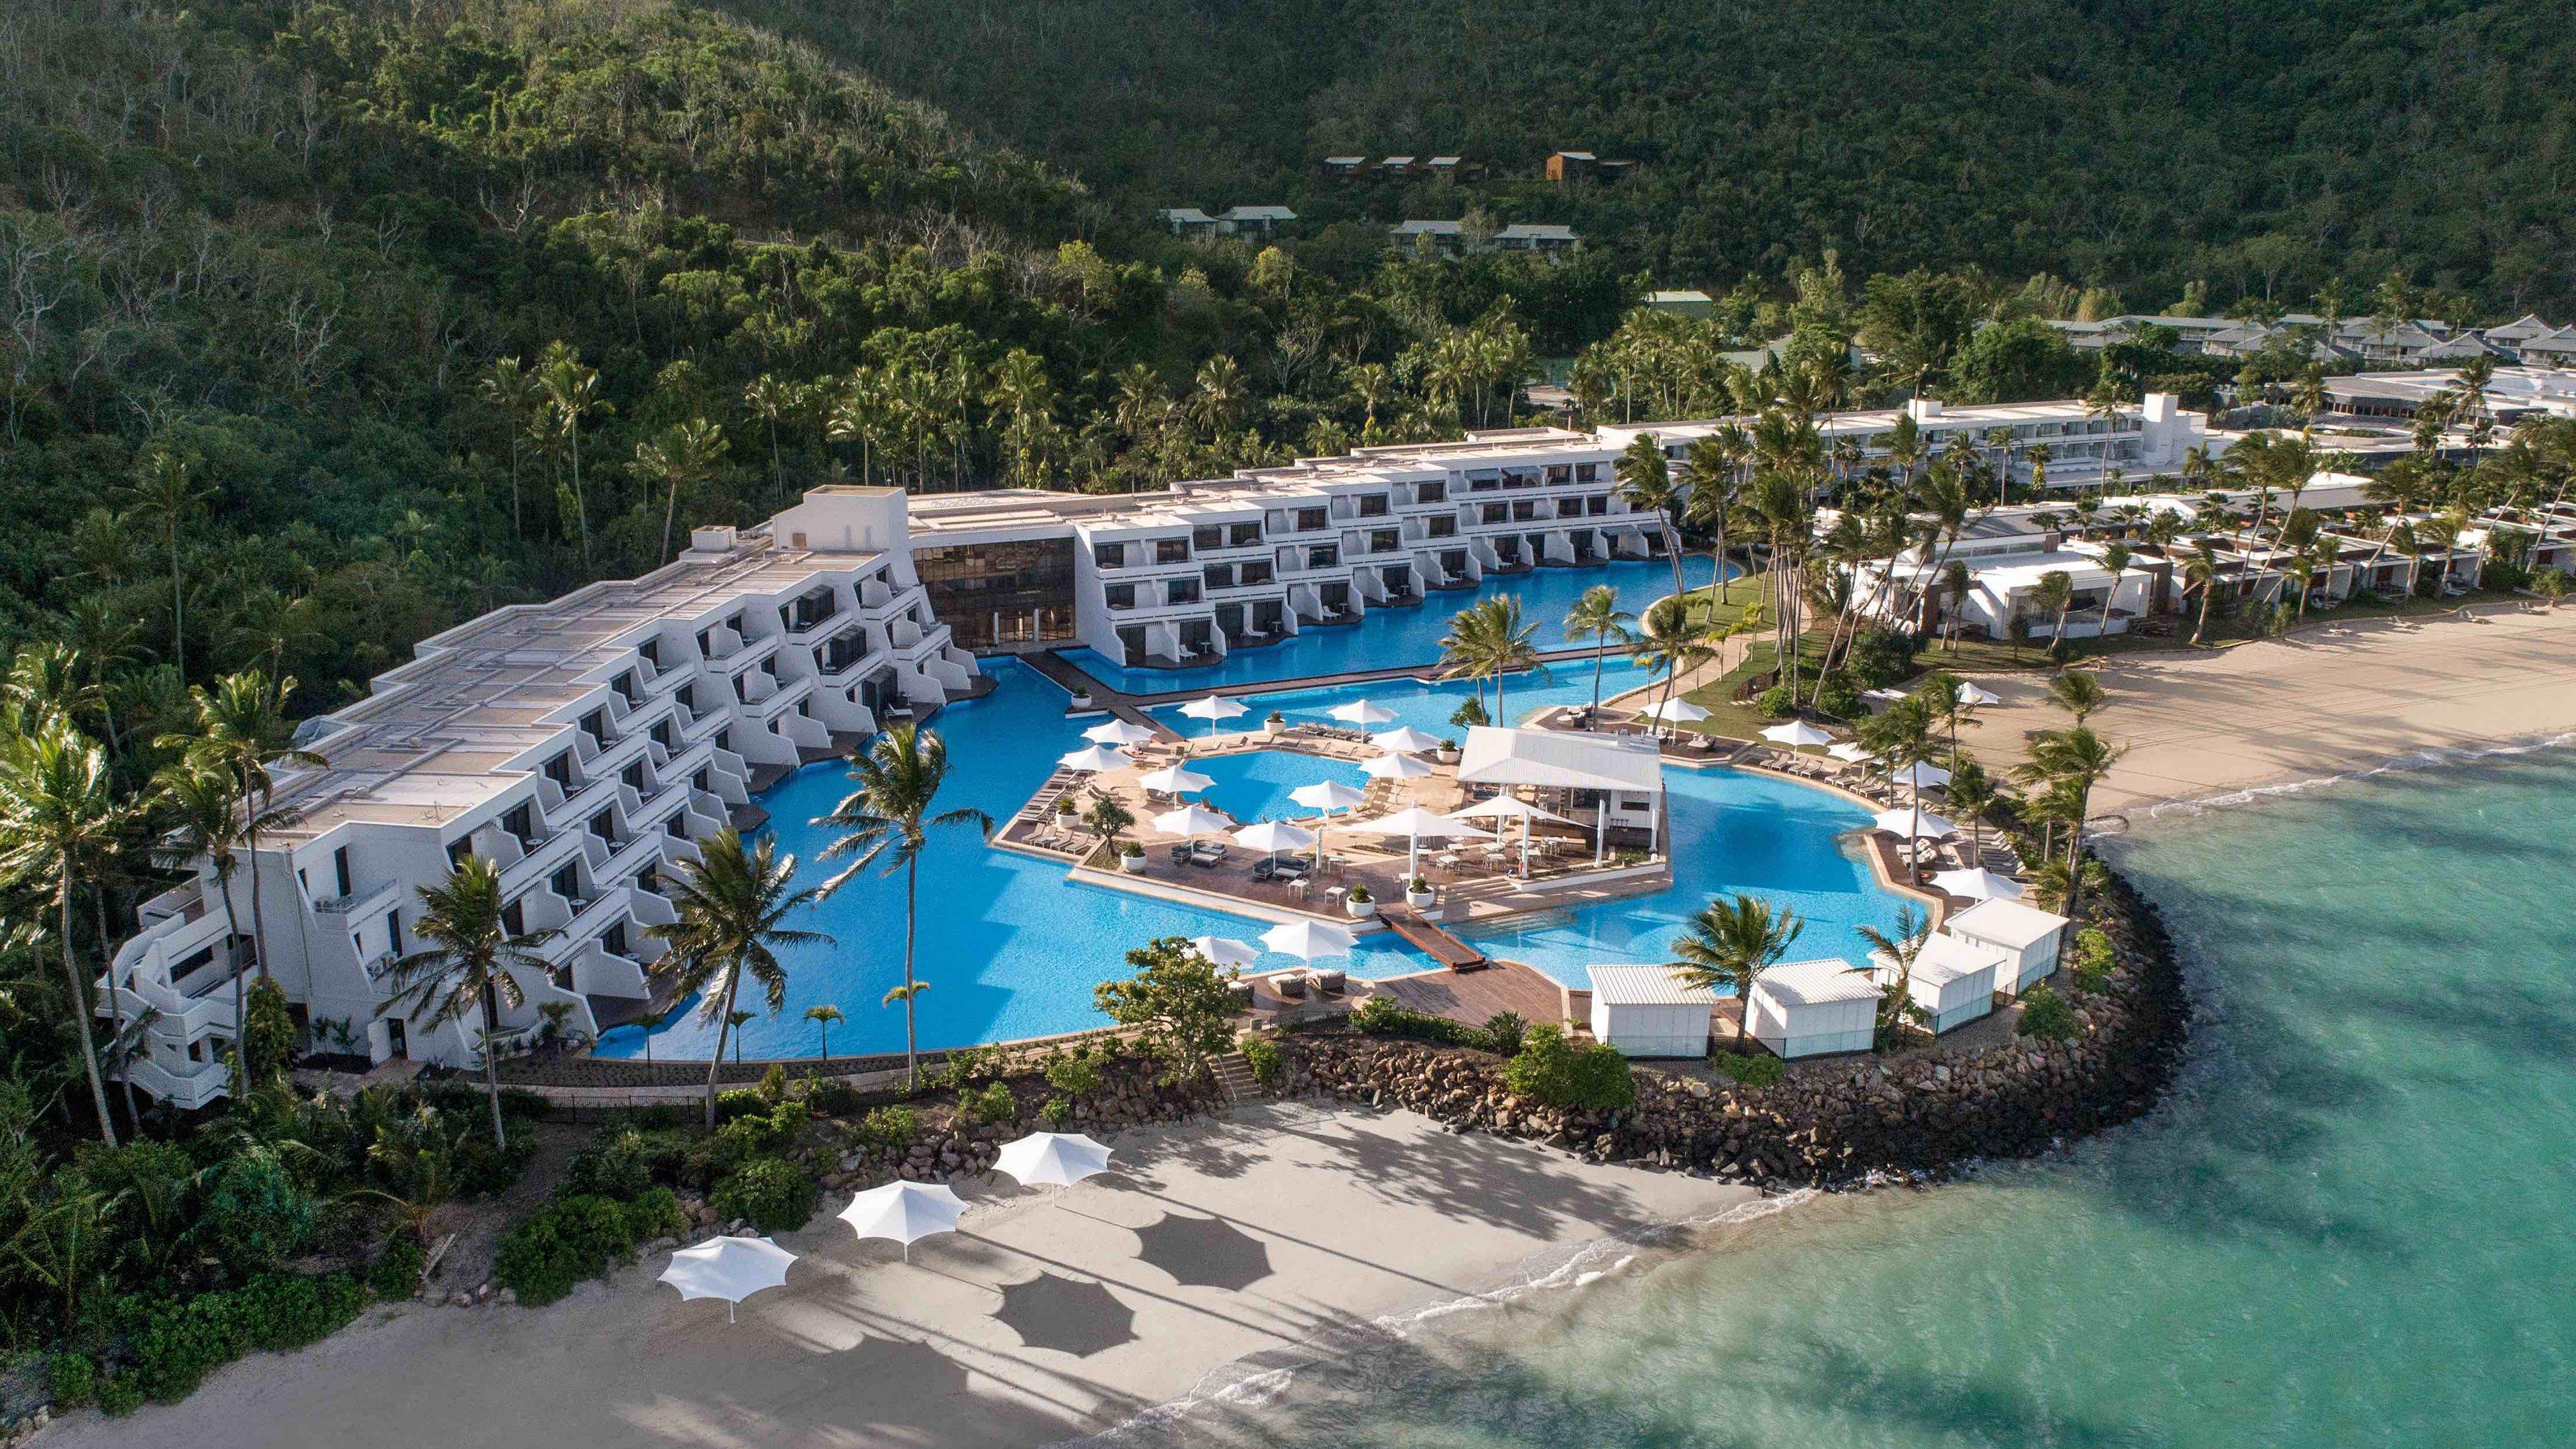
[{"x1": 1380, "y1": 906, "x2": 1489, "y2": 971}]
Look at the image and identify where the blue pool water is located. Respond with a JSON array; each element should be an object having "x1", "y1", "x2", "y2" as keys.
[
  {"x1": 1188, "y1": 749, "x2": 1371, "y2": 823},
  {"x1": 1149, "y1": 655, "x2": 1662, "y2": 739},
  {"x1": 601, "y1": 633, "x2": 1902, "y2": 1062},
  {"x1": 1067, "y1": 557, "x2": 1697, "y2": 693}
]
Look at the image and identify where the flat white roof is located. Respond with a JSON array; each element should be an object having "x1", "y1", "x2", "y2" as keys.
[
  {"x1": 1947, "y1": 898, "x2": 2071, "y2": 949},
  {"x1": 1458, "y1": 727, "x2": 1664, "y2": 794},
  {"x1": 1876, "y1": 934, "x2": 2009, "y2": 988},
  {"x1": 1755, "y1": 958, "x2": 1880, "y2": 1007},
  {"x1": 1589, "y1": 965, "x2": 1717, "y2": 1007}
]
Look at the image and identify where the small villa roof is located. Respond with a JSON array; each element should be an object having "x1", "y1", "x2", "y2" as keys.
[
  {"x1": 1497, "y1": 223, "x2": 1580, "y2": 241},
  {"x1": 1945, "y1": 898, "x2": 2070, "y2": 949},
  {"x1": 1219, "y1": 205, "x2": 1298, "y2": 221},
  {"x1": 1876, "y1": 934, "x2": 2009, "y2": 989},
  {"x1": 1157, "y1": 207, "x2": 1215, "y2": 224},
  {"x1": 1458, "y1": 727, "x2": 1664, "y2": 794},
  {"x1": 1589, "y1": 965, "x2": 1717, "y2": 1007},
  {"x1": 1391, "y1": 219, "x2": 1463, "y2": 236},
  {"x1": 1648, "y1": 289, "x2": 1714, "y2": 305},
  {"x1": 1754, "y1": 959, "x2": 1880, "y2": 1008},
  {"x1": 1323, "y1": 155, "x2": 1366, "y2": 166}
]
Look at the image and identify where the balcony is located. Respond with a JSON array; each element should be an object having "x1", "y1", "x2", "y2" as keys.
[{"x1": 314, "y1": 877, "x2": 399, "y2": 919}]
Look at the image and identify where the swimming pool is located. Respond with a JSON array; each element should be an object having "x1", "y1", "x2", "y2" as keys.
[
  {"x1": 598, "y1": 606, "x2": 1904, "y2": 1060},
  {"x1": 1067, "y1": 557, "x2": 1704, "y2": 693},
  {"x1": 1187, "y1": 749, "x2": 1371, "y2": 823}
]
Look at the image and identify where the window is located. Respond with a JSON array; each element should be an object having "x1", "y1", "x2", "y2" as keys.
[
  {"x1": 1203, "y1": 564, "x2": 1234, "y2": 591},
  {"x1": 1106, "y1": 582, "x2": 1137, "y2": 610},
  {"x1": 1165, "y1": 578, "x2": 1201, "y2": 605},
  {"x1": 1356, "y1": 494, "x2": 1389, "y2": 517},
  {"x1": 1575, "y1": 462, "x2": 1600, "y2": 483},
  {"x1": 1370, "y1": 529, "x2": 1400, "y2": 553},
  {"x1": 1415, "y1": 480, "x2": 1447, "y2": 504},
  {"x1": 1546, "y1": 465, "x2": 1570, "y2": 485},
  {"x1": 1287, "y1": 507, "x2": 1323, "y2": 531},
  {"x1": 543, "y1": 753, "x2": 574, "y2": 789},
  {"x1": 502, "y1": 898, "x2": 525, "y2": 936},
  {"x1": 580, "y1": 709, "x2": 608, "y2": 745},
  {"x1": 1587, "y1": 494, "x2": 1609, "y2": 516},
  {"x1": 621, "y1": 761, "x2": 645, "y2": 792},
  {"x1": 1192, "y1": 526, "x2": 1224, "y2": 550},
  {"x1": 589, "y1": 811, "x2": 614, "y2": 841},
  {"x1": 332, "y1": 845, "x2": 354, "y2": 898},
  {"x1": 1241, "y1": 559, "x2": 1274, "y2": 586},
  {"x1": 1093, "y1": 542, "x2": 1126, "y2": 569},
  {"x1": 1228, "y1": 522, "x2": 1263, "y2": 547},
  {"x1": 550, "y1": 862, "x2": 581, "y2": 900},
  {"x1": 612, "y1": 672, "x2": 639, "y2": 704},
  {"x1": 637, "y1": 637, "x2": 660, "y2": 670},
  {"x1": 1426, "y1": 515, "x2": 1457, "y2": 538},
  {"x1": 1481, "y1": 504, "x2": 1506, "y2": 524},
  {"x1": 500, "y1": 802, "x2": 535, "y2": 843},
  {"x1": 1307, "y1": 545, "x2": 1339, "y2": 569},
  {"x1": 1155, "y1": 537, "x2": 1191, "y2": 565}
]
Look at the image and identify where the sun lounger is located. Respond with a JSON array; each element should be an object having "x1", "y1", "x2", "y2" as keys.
[
  {"x1": 1273, "y1": 973, "x2": 1309, "y2": 999},
  {"x1": 1188, "y1": 840, "x2": 1229, "y2": 866}
]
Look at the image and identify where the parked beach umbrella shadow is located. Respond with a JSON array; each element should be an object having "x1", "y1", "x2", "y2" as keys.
[
  {"x1": 658, "y1": 1236, "x2": 798, "y2": 1323},
  {"x1": 1130, "y1": 1212, "x2": 1275, "y2": 1291},
  {"x1": 993, "y1": 1273, "x2": 1138, "y2": 1356}
]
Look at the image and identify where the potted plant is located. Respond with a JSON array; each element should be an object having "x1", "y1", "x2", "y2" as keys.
[
  {"x1": 1117, "y1": 841, "x2": 1148, "y2": 873},
  {"x1": 1434, "y1": 738, "x2": 1460, "y2": 764},
  {"x1": 1069, "y1": 688, "x2": 1093, "y2": 710},
  {"x1": 1344, "y1": 882, "x2": 1378, "y2": 920},
  {"x1": 1264, "y1": 710, "x2": 1288, "y2": 739},
  {"x1": 1403, "y1": 875, "x2": 1436, "y2": 911},
  {"x1": 1053, "y1": 796, "x2": 1080, "y2": 828}
]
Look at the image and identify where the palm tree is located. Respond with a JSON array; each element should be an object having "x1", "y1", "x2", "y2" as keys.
[
  {"x1": 2178, "y1": 544, "x2": 2223, "y2": 645},
  {"x1": 1668, "y1": 894, "x2": 1806, "y2": 1051},
  {"x1": 152, "y1": 761, "x2": 282, "y2": 1097},
  {"x1": 0, "y1": 719, "x2": 125, "y2": 1144},
  {"x1": 1943, "y1": 756, "x2": 2002, "y2": 864},
  {"x1": 812, "y1": 726, "x2": 991, "y2": 1090},
  {"x1": 1438, "y1": 596, "x2": 1542, "y2": 725},
  {"x1": 1615, "y1": 434, "x2": 1687, "y2": 596},
  {"x1": 2094, "y1": 542, "x2": 2133, "y2": 637},
  {"x1": 2031, "y1": 571, "x2": 2076, "y2": 655},
  {"x1": 742, "y1": 373, "x2": 800, "y2": 506},
  {"x1": 2047, "y1": 669, "x2": 2106, "y2": 724},
  {"x1": 125, "y1": 448, "x2": 211, "y2": 680},
  {"x1": 162, "y1": 671, "x2": 321, "y2": 989},
  {"x1": 56, "y1": 600, "x2": 141, "y2": 753},
  {"x1": 1858, "y1": 694, "x2": 1941, "y2": 868},
  {"x1": 538, "y1": 342, "x2": 602, "y2": 566},
  {"x1": 1563, "y1": 585, "x2": 1635, "y2": 716},
  {"x1": 380, "y1": 857, "x2": 557, "y2": 1146},
  {"x1": 2013, "y1": 726, "x2": 2127, "y2": 919},
  {"x1": 805, "y1": 1004, "x2": 845, "y2": 1064},
  {"x1": 1630, "y1": 596, "x2": 1717, "y2": 739},
  {"x1": 480, "y1": 356, "x2": 542, "y2": 533},
  {"x1": 651, "y1": 829, "x2": 830, "y2": 1126},
  {"x1": 1679, "y1": 431, "x2": 1744, "y2": 602},
  {"x1": 635, "y1": 417, "x2": 727, "y2": 566},
  {"x1": 1853, "y1": 906, "x2": 1929, "y2": 1049}
]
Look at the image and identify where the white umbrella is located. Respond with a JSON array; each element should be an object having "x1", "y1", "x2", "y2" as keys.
[
  {"x1": 1327, "y1": 698, "x2": 1398, "y2": 727},
  {"x1": 1890, "y1": 761, "x2": 1952, "y2": 790},
  {"x1": 839, "y1": 1181, "x2": 966, "y2": 1263},
  {"x1": 1827, "y1": 741, "x2": 1872, "y2": 763},
  {"x1": 1639, "y1": 699, "x2": 1712, "y2": 724},
  {"x1": 1448, "y1": 795, "x2": 1576, "y2": 871},
  {"x1": 1862, "y1": 687, "x2": 1912, "y2": 704},
  {"x1": 1760, "y1": 721, "x2": 1837, "y2": 749},
  {"x1": 1349, "y1": 805, "x2": 1491, "y2": 874},
  {"x1": 1137, "y1": 763, "x2": 1215, "y2": 795},
  {"x1": 1178, "y1": 695, "x2": 1248, "y2": 737},
  {"x1": 1188, "y1": 935, "x2": 1263, "y2": 969},
  {"x1": 993, "y1": 1132, "x2": 1114, "y2": 1188},
  {"x1": 1872, "y1": 808, "x2": 1958, "y2": 840},
  {"x1": 1083, "y1": 718, "x2": 1158, "y2": 747},
  {"x1": 1360, "y1": 751, "x2": 1434, "y2": 782},
  {"x1": 659, "y1": 1236, "x2": 798, "y2": 1322},
  {"x1": 1949, "y1": 682, "x2": 2003, "y2": 707},
  {"x1": 1289, "y1": 780, "x2": 1367, "y2": 813},
  {"x1": 1930, "y1": 867, "x2": 2023, "y2": 901},
  {"x1": 1369, "y1": 726, "x2": 1444, "y2": 753},
  {"x1": 1059, "y1": 744, "x2": 1134, "y2": 773},
  {"x1": 1151, "y1": 803, "x2": 1234, "y2": 838},
  {"x1": 1262, "y1": 918, "x2": 1357, "y2": 961},
  {"x1": 1232, "y1": 818, "x2": 1318, "y2": 864}
]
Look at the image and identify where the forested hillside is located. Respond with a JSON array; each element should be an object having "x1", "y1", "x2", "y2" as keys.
[{"x1": 732, "y1": 0, "x2": 2576, "y2": 314}]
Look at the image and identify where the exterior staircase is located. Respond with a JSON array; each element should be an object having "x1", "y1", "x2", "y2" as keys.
[{"x1": 1210, "y1": 1051, "x2": 1266, "y2": 1106}]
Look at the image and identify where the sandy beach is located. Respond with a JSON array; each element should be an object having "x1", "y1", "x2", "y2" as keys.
[
  {"x1": 1952, "y1": 604, "x2": 2576, "y2": 816},
  {"x1": 45, "y1": 1103, "x2": 1754, "y2": 1449}
]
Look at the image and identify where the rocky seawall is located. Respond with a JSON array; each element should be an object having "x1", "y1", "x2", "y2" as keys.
[{"x1": 1281, "y1": 867, "x2": 2189, "y2": 1188}]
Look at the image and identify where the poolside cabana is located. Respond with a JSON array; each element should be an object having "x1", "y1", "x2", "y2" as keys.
[
  {"x1": 1456, "y1": 726, "x2": 1665, "y2": 863},
  {"x1": 1942, "y1": 898, "x2": 2071, "y2": 995},
  {"x1": 1872, "y1": 934, "x2": 2006, "y2": 1034},
  {"x1": 1587, "y1": 965, "x2": 1717, "y2": 1057},
  {"x1": 1747, "y1": 958, "x2": 1880, "y2": 1059}
]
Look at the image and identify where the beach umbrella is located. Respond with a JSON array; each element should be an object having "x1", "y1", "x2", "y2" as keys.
[
  {"x1": 1872, "y1": 807, "x2": 1958, "y2": 840},
  {"x1": 1369, "y1": 725, "x2": 1444, "y2": 753},
  {"x1": 1326, "y1": 698, "x2": 1398, "y2": 727},
  {"x1": 1890, "y1": 761, "x2": 1952, "y2": 790},
  {"x1": 839, "y1": 1181, "x2": 966, "y2": 1263},
  {"x1": 1059, "y1": 744, "x2": 1134, "y2": 773},
  {"x1": 1862, "y1": 687, "x2": 1912, "y2": 704},
  {"x1": 1261, "y1": 918, "x2": 1357, "y2": 961},
  {"x1": 1150, "y1": 803, "x2": 1234, "y2": 839},
  {"x1": 1827, "y1": 741, "x2": 1872, "y2": 763},
  {"x1": 1947, "y1": 682, "x2": 2003, "y2": 707},
  {"x1": 1232, "y1": 818, "x2": 1317, "y2": 865},
  {"x1": 1448, "y1": 795, "x2": 1575, "y2": 869},
  {"x1": 659, "y1": 1236, "x2": 798, "y2": 1322},
  {"x1": 1177, "y1": 695, "x2": 1248, "y2": 737},
  {"x1": 1188, "y1": 935, "x2": 1263, "y2": 969},
  {"x1": 1289, "y1": 778, "x2": 1368, "y2": 870},
  {"x1": 1760, "y1": 721, "x2": 1837, "y2": 749},
  {"x1": 1930, "y1": 867, "x2": 2024, "y2": 902},
  {"x1": 1360, "y1": 751, "x2": 1434, "y2": 782},
  {"x1": 1136, "y1": 763, "x2": 1215, "y2": 796},
  {"x1": 1083, "y1": 719, "x2": 1159, "y2": 747},
  {"x1": 1639, "y1": 699, "x2": 1711, "y2": 724},
  {"x1": 1349, "y1": 805, "x2": 1491, "y2": 874},
  {"x1": 993, "y1": 1132, "x2": 1115, "y2": 1188}
]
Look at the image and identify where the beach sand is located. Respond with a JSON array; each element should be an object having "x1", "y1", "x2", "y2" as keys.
[
  {"x1": 46, "y1": 1102, "x2": 1754, "y2": 1449},
  {"x1": 1953, "y1": 604, "x2": 2576, "y2": 816}
]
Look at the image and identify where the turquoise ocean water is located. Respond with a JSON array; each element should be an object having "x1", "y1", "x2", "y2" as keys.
[{"x1": 1121, "y1": 745, "x2": 2576, "y2": 1448}]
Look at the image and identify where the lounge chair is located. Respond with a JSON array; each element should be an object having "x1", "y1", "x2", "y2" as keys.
[
  {"x1": 1188, "y1": 840, "x2": 1229, "y2": 867},
  {"x1": 1168, "y1": 843, "x2": 1194, "y2": 864}
]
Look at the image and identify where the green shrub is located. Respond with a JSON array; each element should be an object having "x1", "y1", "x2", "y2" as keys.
[
  {"x1": 1755, "y1": 685, "x2": 1794, "y2": 718},
  {"x1": 2070, "y1": 927, "x2": 2116, "y2": 991},
  {"x1": 802, "y1": 1078, "x2": 864, "y2": 1116},
  {"x1": 1482, "y1": 1011, "x2": 1529, "y2": 1056},
  {"x1": 97, "y1": 1373, "x2": 143, "y2": 1417},
  {"x1": 1350, "y1": 995, "x2": 1491, "y2": 1049},
  {"x1": 197, "y1": 1146, "x2": 316, "y2": 1276},
  {"x1": 956, "y1": 1080, "x2": 1018, "y2": 1127},
  {"x1": 710, "y1": 1158, "x2": 816, "y2": 1234},
  {"x1": 1502, "y1": 1026, "x2": 1636, "y2": 1110},
  {"x1": 493, "y1": 1194, "x2": 656, "y2": 1307},
  {"x1": 858, "y1": 1104, "x2": 920, "y2": 1154},
  {"x1": 1813, "y1": 669, "x2": 1862, "y2": 720},
  {"x1": 48, "y1": 1351, "x2": 96, "y2": 1410},
  {"x1": 713, "y1": 1089, "x2": 769, "y2": 1124},
  {"x1": 565, "y1": 1129, "x2": 657, "y2": 1199},
  {"x1": 229, "y1": 1273, "x2": 365, "y2": 1352},
  {"x1": 717, "y1": 1097, "x2": 809, "y2": 1156},
  {"x1": 1044, "y1": 1054, "x2": 1103, "y2": 1096},
  {"x1": 2017, "y1": 982, "x2": 2079, "y2": 1041},
  {"x1": 1240, "y1": 1035, "x2": 1283, "y2": 1086},
  {"x1": 1039, "y1": 1095, "x2": 1073, "y2": 1128},
  {"x1": 623, "y1": 1187, "x2": 688, "y2": 1241},
  {"x1": 368, "y1": 1236, "x2": 427, "y2": 1299},
  {"x1": 1713, "y1": 1050, "x2": 1785, "y2": 1086},
  {"x1": 124, "y1": 1273, "x2": 366, "y2": 1401},
  {"x1": 754, "y1": 1063, "x2": 791, "y2": 1104},
  {"x1": 1845, "y1": 627, "x2": 1913, "y2": 687}
]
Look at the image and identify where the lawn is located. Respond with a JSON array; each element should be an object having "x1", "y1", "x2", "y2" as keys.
[{"x1": 1917, "y1": 587, "x2": 2528, "y2": 671}]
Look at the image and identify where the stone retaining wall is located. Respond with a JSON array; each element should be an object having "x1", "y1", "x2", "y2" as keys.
[{"x1": 1280, "y1": 867, "x2": 2188, "y2": 1187}]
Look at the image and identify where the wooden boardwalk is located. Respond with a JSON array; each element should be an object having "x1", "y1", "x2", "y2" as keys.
[
  {"x1": 1373, "y1": 959, "x2": 1582, "y2": 1030},
  {"x1": 1379, "y1": 906, "x2": 1488, "y2": 969}
]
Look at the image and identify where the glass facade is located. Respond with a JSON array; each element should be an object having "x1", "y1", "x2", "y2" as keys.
[{"x1": 914, "y1": 539, "x2": 1077, "y2": 651}]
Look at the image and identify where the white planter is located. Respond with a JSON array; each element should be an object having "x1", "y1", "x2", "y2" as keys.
[
  {"x1": 1405, "y1": 889, "x2": 1436, "y2": 912},
  {"x1": 1265, "y1": 719, "x2": 1287, "y2": 739},
  {"x1": 1346, "y1": 898, "x2": 1379, "y2": 920},
  {"x1": 1118, "y1": 852, "x2": 1147, "y2": 873},
  {"x1": 1434, "y1": 748, "x2": 1460, "y2": 765},
  {"x1": 1070, "y1": 692, "x2": 1093, "y2": 710}
]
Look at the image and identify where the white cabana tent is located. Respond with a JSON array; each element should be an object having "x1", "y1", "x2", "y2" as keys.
[
  {"x1": 1639, "y1": 698, "x2": 1711, "y2": 724},
  {"x1": 1457, "y1": 726, "x2": 1667, "y2": 863},
  {"x1": 1873, "y1": 808, "x2": 1958, "y2": 840},
  {"x1": 1058, "y1": 745, "x2": 1134, "y2": 773},
  {"x1": 1587, "y1": 965, "x2": 1717, "y2": 1057},
  {"x1": 1188, "y1": 935, "x2": 1261, "y2": 969},
  {"x1": 1261, "y1": 918, "x2": 1357, "y2": 961},
  {"x1": 1890, "y1": 761, "x2": 1951, "y2": 790},
  {"x1": 1327, "y1": 699, "x2": 1398, "y2": 726},
  {"x1": 840, "y1": 1181, "x2": 966, "y2": 1263},
  {"x1": 1179, "y1": 695, "x2": 1247, "y2": 735},
  {"x1": 1747, "y1": 958, "x2": 1880, "y2": 1059},
  {"x1": 1930, "y1": 867, "x2": 2023, "y2": 902},
  {"x1": 993, "y1": 1132, "x2": 1114, "y2": 1187},
  {"x1": 1828, "y1": 741, "x2": 1873, "y2": 764},
  {"x1": 1232, "y1": 818, "x2": 1316, "y2": 865},
  {"x1": 1371, "y1": 726, "x2": 1445, "y2": 753},
  {"x1": 1943, "y1": 898, "x2": 2072, "y2": 995},
  {"x1": 1947, "y1": 681, "x2": 2003, "y2": 707},
  {"x1": 1083, "y1": 719, "x2": 1159, "y2": 746},
  {"x1": 659, "y1": 1236, "x2": 798, "y2": 1322},
  {"x1": 1151, "y1": 803, "x2": 1232, "y2": 837},
  {"x1": 1289, "y1": 778, "x2": 1367, "y2": 869},
  {"x1": 1137, "y1": 763, "x2": 1215, "y2": 795},
  {"x1": 1360, "y1": 751, "x2": 1434, "y2": 782},
  {"x1": 1346, "y1": 805, "x2": 1489, "y2": 874},
  {"x1": 1760, "y1": 721, "x2": 1837, "y2": 750},
  {"x1": 1872, "y1": 935, "x2": 2006, "y2": 1034}
]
